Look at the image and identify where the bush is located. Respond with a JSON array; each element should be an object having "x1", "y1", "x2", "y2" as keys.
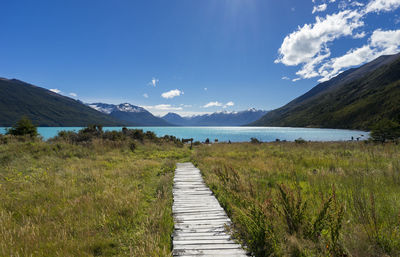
[
  {"x1": 0, "y1": 134, "x2": 7, "y2": 144},
  {"x1": 129, "y1": 142, "x2": 136, "y2": 152},
  {"x1": 6, "y1": 117, "x2": 38, "y2": 137},
  {"x1": 250, "y1": 137, "x2": 261, "y2": 144},
  {"x1": 295, "y1": 138, "x2": 306, "y2": 144},
  {"x1": 370, "y1": 118, "x2": 400, "y2": 143}
]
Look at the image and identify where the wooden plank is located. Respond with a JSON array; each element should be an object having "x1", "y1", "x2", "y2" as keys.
[
  {"x1": 172, "y1": 162, "x2": 247, "y2": 256},
  {"x1": 173, "y1": 249, "x2": 248, "y2": 256},
  {"x1": 174, "y1": 238, "x2": 237, "y2": 245},
  {"x1": 173, "y1": 235, "x2": 232, "y2": 241}
]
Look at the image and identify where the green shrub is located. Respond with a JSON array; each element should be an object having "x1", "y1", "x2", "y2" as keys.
[
  {"x1": 250, "y1": 137, "x2": 261, "y2": 144},
  {"x1": 6, "y1": 116, "x2": 38, "y2": 137},
  {"x1": 370, "y1": 118, "x2": 400, "y2": 143},
  {"x1": 295, "y1": 138, "x2": 306, "y2": 144},
  {"x1": 193, "y1": 141, "x2": 201, "y2": 146}
]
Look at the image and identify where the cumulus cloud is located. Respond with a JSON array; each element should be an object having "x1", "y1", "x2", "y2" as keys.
[
  {"x1": 203, "y1": 101, "x2": 223, "y2": 108},
  {"x1": 143, "y1": 93, "x2": 149, "y2": 98},
  {"x1": 365, "y1": 0, "x2": 400, "y2": 13},
  {"x1": 224, "y1": 101, "x2": 235, "y2": 108},
  {"x1": 142, "y1": 104, "x2": 183, "y2": 111},
  {"x1": 180, "y1": 104, "x2": 193, "y2": 107},
  {"x1": 203, "y1": 101, "x2": 235, "y2": 108},
  {"x1": 141, "y1": 104, "x2": 185, "y2": 116},
  {"x1": 69, "y1": 92, "x2": 77, "y2": 97},
  {"x1": 318, "y1": 29, "x2": 400, "y2": 81},
  {"x1": 161, "y1": 89, "x2": 184, "y2": 99},
  {"x1": 49, "y1": 89, "x2": 61, "y2": 94},
  {"x1": 351, "y1": 1, "x2": 364, "y2": 7},
  {"x1": 276, "y1": 0, "x2": 400, "y2": 82},
  {"x1": 353, "y1": 31, "x2": 366, "y2": 38},
  {"x1": 148, "y1": 77, "x2": 159, "y2": 87},
  {"x1": 312, "y1": 4, "x2": 327, "y2": 13},
  {"x1": 275, "y1": 10, "x2": 363, "y2": 67}
]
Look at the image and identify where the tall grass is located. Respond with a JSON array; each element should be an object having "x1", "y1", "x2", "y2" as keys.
[
  {"x1": 192, "y1": 141, "x2": 400, "y2": 256},
  {"x1": 0, "y1": 136, "x2": 190, "y2": 256}
]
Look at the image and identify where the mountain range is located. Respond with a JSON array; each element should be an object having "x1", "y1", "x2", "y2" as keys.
[
  {"x1": 0, "y1": 77, "x2": 265, "y2": 127},
  {"x1": 162, "y1": 109, "x2": 268, "y2": 126},
  {"x1": 87, "y1": 103, "x2": 170, "y2": 126},
  {"x1": 1, "y1": 52, "x2": 399, "y2": 129},
  {"x1": 0, "y1": 78, "x2": 121, "y2": 126},
  {"x1": 251, "y1": 53, "x2": 400, "y2": 130}
]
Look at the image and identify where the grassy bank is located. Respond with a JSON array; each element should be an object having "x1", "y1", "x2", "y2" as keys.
[
  {"x1": 0, "y1": 135, "x2": 190, "y2": 256},
  {"x1": 192, "y1": 142, "x2": 400, "y2": 257},
  {"x1": 1, "y1": 130, "x2": 399, "y2": 257}
]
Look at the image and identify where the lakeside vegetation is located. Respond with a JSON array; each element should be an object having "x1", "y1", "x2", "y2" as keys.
[
  {"x1": 1, "y1": 118, "x2": 400, "y2": 256},
  {"x1": 0, "y1": 126, "x2": 190, "y2": 256},
  {"x1": 191, "y1": 141, "x2": 400, "y2": 256}
]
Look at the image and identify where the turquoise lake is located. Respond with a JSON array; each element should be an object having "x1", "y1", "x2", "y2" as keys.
[{"x1": 0, "y1": 127, "x2": 368, "y2": 142}]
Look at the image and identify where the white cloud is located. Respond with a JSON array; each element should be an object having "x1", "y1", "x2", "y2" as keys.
[
  {"x1": 203, "y1": 101, "x2": 223, "y2": 108},
  {"x1": 275, "y1": 10, "x2": 363, "y2": 67},
  {"x1": 353, "y1": 31, "x2": 366, "y2": 38},
  {"x1": 224, "y1": 101, "x2": 235, "y2": 108},
  {"x1": 143, "y1": 93, "x2": 149, "y2": 98},
  {"x1": 141, "y1": 104, "x2": 210, "y2": 116},
  {"x1": 142, "y1": 105, "x2": 181, "y2": 116},
  {"x1": 49, "y1": 89, "x2": 61, "y2": 94},
  {"x1": 295, "y1": 51, "x2": 331, "y2": 79},
  {"x1": 318, "y1": 29, "x2": 400, "y2": 81},
  {"x1": 161, "y1": 89, "x2": 184, "y2": 99},
  {"x1": 203, "y1": 101, "x2": 235, "y2": 108},
  {"x1": 204, "y1": 87, "x2": 208, "y2": 91},
  {"x1": 148, "y1": 77, "x2": 159, "y2": 87},
  {"x1": 180, "y1": 104, "x2": 192, "y2": 107},
  {"x1": 281, "y1": 76, "x2": 290, "y2": 80},
  {"x1": 365, "y1": 0, "x2": 400, "y2": 13},
  {"x1": 351, "y1": 1, "x2": 364, "y2": 7},
  {"x1": 312, "y1": 3, "x2": 327, "y2": 13},
  {"x1": 142, "y1": 104, "x2": 183, "y2": 111},
  {"x1": 276, "y1": 0, "x2": 400, "y2": 82},
  {"x1": 69, "y1": 92, "x2": 77, "y2": 97},
  {"x1": 173, "y1": 111, "x2": 213, "y2": 117}
]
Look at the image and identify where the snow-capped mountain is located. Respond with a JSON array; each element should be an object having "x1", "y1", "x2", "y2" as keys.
[
  {"x1": 88, "y1": 103, "x2": 147, "y2": 114},
  {"x1": 88, "y1": 102, "x2": 171, "y2": 126},
  {"x1": 162, "y1": 109, "x2": 268, "y2": 126}
]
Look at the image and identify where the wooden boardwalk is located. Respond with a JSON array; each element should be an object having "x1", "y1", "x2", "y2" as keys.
[{"x1": 172, "y1": 162, "x2": 247, "y2": 256}]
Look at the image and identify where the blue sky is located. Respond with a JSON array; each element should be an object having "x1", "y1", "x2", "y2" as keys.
[{"x1": 1, "y1": 0, "x2": 399, "y2": 116}]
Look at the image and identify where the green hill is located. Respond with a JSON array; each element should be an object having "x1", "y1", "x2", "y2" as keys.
[
  {"x1": 0, "y1": 78, "x2": 122, "y2": 126},
  {"x1": 251, "y1": 53, "x2": 400, "y2": 130}
]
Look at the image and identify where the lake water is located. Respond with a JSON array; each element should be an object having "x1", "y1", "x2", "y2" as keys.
[{"x1": 0, "y1": 126, "x2": 368, "y2": 142}]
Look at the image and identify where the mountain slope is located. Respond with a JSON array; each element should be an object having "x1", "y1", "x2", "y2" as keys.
[
  {"x1": 162, "y1": 109, "x2": 268, "y2": 126},
  {"x1": 161, "y1": 112, "x2": 187, "y2": 126},
  {"x1": 251, "y1": 53, "x2": 400, "y2": 130},
  {"x1": 0, "y1": 78, "x2": 122, "y2": 126},
  {"x1": 88, "y1": 103, "x2": 171, "y2": 126}
]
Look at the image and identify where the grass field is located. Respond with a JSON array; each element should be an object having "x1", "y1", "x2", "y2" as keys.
[
  {"x1": 0, "y1": 136, "x2": 190, "y2": 256},
  {"x1": 1, "y1": 133, "x2": 399, "y2": 256},
  {"x1": 192, "y1": 142, "x2": 400, "y2": 257}
]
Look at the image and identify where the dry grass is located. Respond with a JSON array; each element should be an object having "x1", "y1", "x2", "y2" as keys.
[
  {"x1": 1, "y1": 134, "x2": 399, "y2": 257},
  {"x1": 191, "y1": 141, "x2": 400, "y2": 257},
  {"x1": 0, "y1": 138, "x2": 190, "y2": 256}
]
